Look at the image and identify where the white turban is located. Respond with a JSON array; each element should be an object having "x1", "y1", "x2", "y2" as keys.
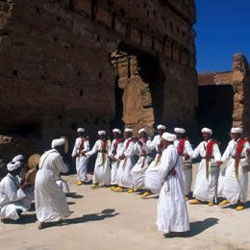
[
  {"x1": 138, "y1": 128, "x2": 146, "y2": 134},
  {"x1": 201, "y1": 127, "x2": 213, "y2": 135},
  {"x1": 174, "y1": 127, "x2": 186, "y2": 134},
  {"x1": 51, "y1": 138, "x2": 66, "y2": 149},
  {"x1": 124, "y1": 128, "x2": 133, "y2": 133},
  {"x1": 12, "y1": 154, "x2": 24, "y2": 163},
  {"x1": 77, "y1": 128, "x2": 85, "y2": 133},
  {"x1": 231, "y1": 127, "x2": 243, "y2": 134},
  {"x1": 162, "y1": 132, "x2": 177, "y2": 142},
  {"x1": 7, "y1": 161, "x2": 21, "y2": 171},
  {"x1": 157, "y1": 124, "x2": 166, "y2": 130},
  {"x1": 112, "y1": 128, "x2": 121, "y2": 134},
  {"x1": 98, "y1": 130, "x2": 106, "y2": 136}
]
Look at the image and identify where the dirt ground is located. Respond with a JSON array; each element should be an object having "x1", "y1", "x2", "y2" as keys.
[{"x1": 0, "y1": 167, "x2": 250, "y2": 250}]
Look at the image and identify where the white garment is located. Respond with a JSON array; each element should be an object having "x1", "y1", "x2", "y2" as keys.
[
  {"x1": 56, "y1": 178, "x2": 70, "y2": 194},
  {"x1": 144, "y1": 153, "x2": 163, "y2": 194},
  {"x1": 131, "y1": 139, "x2": 152, "y2": 189},
  {"x1": 117, "y1": 138, "x2": 136, "y2": 188},
  {"x1": 220, "y1": 139, "x2": 250, "y2": 203},
  {"x1": 174, "y1": 139, "x2": 194, "y2": 195},
  {"x1": 192, "y1": 140, "x2": 221, "y2": 202},
  {"x1": 85, "y1": 139, "x2": 111, "y2": 186},
  {"x1": 156, "y1": 144, "x2": 189, "y2": 233},
  {"x1": 108, "y1": 138, "x2": 123, "y2": 185},
  {"x1": 149, "y1": 134, "x2": 162, "y2": 152},
  {"x1": 0, "y1": 173, "x2": 27, "y2": 220},
  {"x1": 72, "y1": 137, "x2": 90, "y2": 181},
  {"x1": 35, "y1": 149, "x2": 70, "y2": 222}
]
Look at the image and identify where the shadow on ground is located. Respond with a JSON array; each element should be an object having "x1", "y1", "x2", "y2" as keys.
[{"x1": 65, "y1": 208, "x2": 119, "y2": 225}]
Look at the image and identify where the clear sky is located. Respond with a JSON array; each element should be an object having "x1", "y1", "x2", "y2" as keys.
[{"x1": 195, "y1": 1, "x2": 250, "y2": 73}]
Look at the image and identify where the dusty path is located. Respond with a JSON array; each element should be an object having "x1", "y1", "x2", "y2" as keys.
[{"x1": 0, "y1": 170, "x2": 250, "y2": 250}]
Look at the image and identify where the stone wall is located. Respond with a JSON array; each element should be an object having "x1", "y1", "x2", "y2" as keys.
[
  {"x1": 198, "y1": 53, "x2": 250, "y2": 138},
  {"x1": 0, "y1": 0, "x2": 197, "y2": 160}
]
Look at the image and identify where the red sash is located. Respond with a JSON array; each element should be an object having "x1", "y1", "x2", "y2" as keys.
[
  {"x1": 177, "y1": 138, "x2": 186, "y2": 155},
  {"x1": 205, "y1": 140, "x2": 216, "y2": 179},
  {"x1": 125, "y1": 138, "x2": 132, "y2": 150},
  {"x1": 234, "y1": 138, "x2": 247, "y2": 179},
  {"x1": 101, "y1": 139, "x2": 109, "y2": 165},
  {"x1": 114, "y1": 138, "x2": 123, "y2": 150}
]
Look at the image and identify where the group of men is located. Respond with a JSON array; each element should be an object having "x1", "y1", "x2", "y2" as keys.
[
  {"x1": 72, "y1": 125, "x2": 250, "y2": 234},
  {"x1": 0, "y1": 124, "x2": 249, "y2": 235}
]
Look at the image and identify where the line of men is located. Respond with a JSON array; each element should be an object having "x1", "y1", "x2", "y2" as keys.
[{"x1": 72, "y1": 125, "x2": 250, "y2": 211}]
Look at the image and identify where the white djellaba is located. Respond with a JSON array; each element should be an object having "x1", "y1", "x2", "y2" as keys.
[{"x1": 156, "y1": 132, "x2": 189, "y2": 234}]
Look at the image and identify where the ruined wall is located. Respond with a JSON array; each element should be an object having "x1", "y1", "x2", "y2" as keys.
[
  {"x1": 198, "y1": 53, "x2": 250, "y2": 138},
  {"x1": 0, "y1": 0, "x2": 197, "y2": 160}
]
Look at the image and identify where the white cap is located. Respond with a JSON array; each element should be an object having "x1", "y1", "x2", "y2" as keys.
[
  {"x1": 157, "y1": 124, "x2": 166, "y2": 130},
  {"x1": 51, "y1": 138, "x2": 66, "y2": 149},
  {"x1": 7, "y1": 161, "x2": 21, "y2": 171},
  {"x1": 12, "y1": 155, "x2": 24, "y2": 163},
  {"x1": 77, "y1": 128, "x2": 85, "y2": 133},
  {"x1": 138, "y1": 128, "x2": 146, "y2": 134},
  {"x1": 174, "y1": 127, "x2": 186, "y2": 134},
  {"x1": 98, "y1": 130, "x2": 106, "y2": 136},
  {"x1": 162, "y1": 132, "x2": 177, "y2": 142},
  {"x1": 112, "y1": 128, "x2": 121, "y2": 134},
  {"x1": 201, "y1": 127, "x2": 213, "y2": 135},
  {"x1": 124, "y1": 128, "x2": 133, "y2": 133},
  {"x1": 231, "y1": 127, "x2": 243, "y2": 134}
]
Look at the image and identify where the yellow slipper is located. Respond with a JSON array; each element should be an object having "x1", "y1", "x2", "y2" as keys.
[
  {"x1": 110, "y1": 186, "x2": 116, "y2": 191},
  {"x1": 127, "y1": 188, "x2": 136, "y2": 193},
  {"x1": 141, "y1": 191, "x2": 151, "y2": 198},
  {"x1": 76, "y1": 180, "x2": 83, "y2": 186},
  {"x1": 208, "y1": 201, "x2": 214, "y2": 207},
  {"x1": 219, "y1": 200, "x2": 229, "y2": 206},
  {"x1": 114, "y1": 187, "x2": 124, "y2": 192},
  {"x1": 236, "y1": 205, "x2": 244, "y2": 211},
  {"x1": 189, "y1": 199, "x2": 200, "y2": 205},
  {"x1": 184, "y1": 195, "x2": 189, "y2": 201}
]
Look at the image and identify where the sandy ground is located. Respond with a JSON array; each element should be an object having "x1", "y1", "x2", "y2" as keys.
[{"x1": 0, "y1": 166, "x2": 250, "y2": 250}]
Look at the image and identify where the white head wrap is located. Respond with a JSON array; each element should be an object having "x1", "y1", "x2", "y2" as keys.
[
  {"x1": 98, "y1": 130, "x2": 106, "y2": 136},
  {"x1": 231, "y1": 127, "x2": 243, "y2": 134},
  {"x1": 51, "y1": 138, "x2": 66, "y2": 149},
  {"x1": 7, "y1": 161, "x2": 21, "y2": 171},
  {"x1": 201, "y1": 127, "x2": 213, "y2": 135},
  {"x1": 138, "y1": 128, "x2": 146, "y2": 134},
  {"x1": 157, "y1": 124, "x2": 166, "y2": 130},
  {"x1": 77, "y1": 128, "x2": 85, "y2": 133},
  {"x1": 162, "y1": 132, "x2": 177, "y2": 142},
  {"x1": 124, "y1": 128, "x2": 133, "y2": 133},
  {"x1": 112, "y1": 128, "x2": 121, "y2": 134},
  {"x1": 174, "y1": 127, "x2": 186, "y2": 134},
  {"x1": 12, "y1": 154, "x2": 24, "y2": 163}
]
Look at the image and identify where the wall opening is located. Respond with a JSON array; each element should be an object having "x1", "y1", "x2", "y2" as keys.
[{"x1": 197, "y1": 85, "x2": 234, "y2": 151}]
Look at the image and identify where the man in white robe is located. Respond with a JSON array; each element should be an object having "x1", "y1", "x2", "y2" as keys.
[
  {"x1": 142, "y1": 124, "x2": 166, "y2": 198},
  {"x1": 174, "y1": 128, "x2": 194, "y2": 200},
  {"x1": 130, "y1": 128, "x2": 152, "y2": 193},
  {"x1": 218, "y1": 127, "x2": 250, "y2": 210},
  {"x1": 109, "y1": 128, "x2": 123, "y2": 190},
  {"x1": 35, "y1": 138, "x2": 70, "y2": 229},
  {"x1": 157, "y1": 132, "x2": 189, "y2": 235},
  {"x1": 12, "y1": 154, "x2": 34, "y2": 211},
  {"x1": 114, "y1": 128, "x2": 136, "y2": 192},
  {"x1": 71, "y1": 127, "x2": 90, "y2": 185},
  {"x1": 85, "y1": 130, "x2": 111, "y2": 188},
  {"x1": 0, "y1": 161, "x2": 31, "y2": 221},
  {"x1": 189, "y1": 128, "x2": 221, "y2": 206}
]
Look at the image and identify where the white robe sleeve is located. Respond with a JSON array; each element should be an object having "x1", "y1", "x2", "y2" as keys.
[
  {"x1": 54, "y1": 155, "x2": 69, "y2": 173},
  {"x1": 71, "y1": 138, "x2": 79, "y2": 157},
  {"x1": 192, "y1": 142, "x2": 202, "y2": 159},
  {"x1": 184, "y1": 140, "x2": 194, "y2": 159},
  {"x1": 2, "y1": 179, "x2": 26, "y2": 204},
  {"x1": 221, "y1": 141, "x2": 233, "y2": 162},
  {"x1": 85, "y1": 140, "x2": 99, "y2": 157}
]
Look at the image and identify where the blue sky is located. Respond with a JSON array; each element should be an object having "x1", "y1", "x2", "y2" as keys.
[{"x1": 195, "y1": 1, "x2": 250, "y2": 72}]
